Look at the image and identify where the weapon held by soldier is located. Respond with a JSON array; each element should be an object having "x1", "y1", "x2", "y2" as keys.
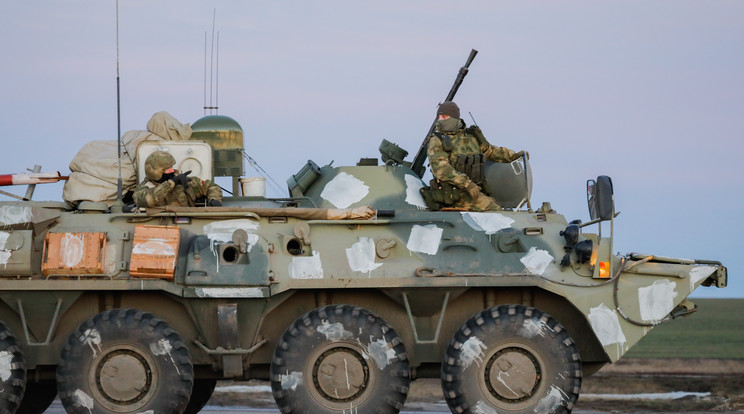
[
  {"x1": 420, "y1": 101, "x2": 528, "y2": 212},
  {"x1": 132, "y1": 150, "x2": 223, "y2": 207}
]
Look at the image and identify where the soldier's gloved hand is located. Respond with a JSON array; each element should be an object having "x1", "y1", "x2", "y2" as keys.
[
  {"x1": 511, "y1": 151, "x2": 529, "y2": 161},
  {"x1": 171, "y1": 170, "x2": 191, "y2": 187},
  {"x1": 208, "y1": 199, "x2": 222, "y2": 207},
  {"x1": 465, "y1": 182, "x2": 481, "y2": 199}
]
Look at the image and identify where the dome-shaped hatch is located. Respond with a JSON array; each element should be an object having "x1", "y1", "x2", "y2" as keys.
[{"x1": 191, "y1": 115, "x2": 244, "y2": 193}]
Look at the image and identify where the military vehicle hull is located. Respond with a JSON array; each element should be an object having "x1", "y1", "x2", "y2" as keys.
[{"x1": 0, "y1": 161, "x2": 727, "y2": 414}]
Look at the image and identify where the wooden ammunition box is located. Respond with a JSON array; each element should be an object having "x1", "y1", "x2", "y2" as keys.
[
  {"x1": 129, "y1": 225, "x2": 180, "y2": 280},
  {"x1": 42, "y1": 232, "x2": 106, "y2": 277}
]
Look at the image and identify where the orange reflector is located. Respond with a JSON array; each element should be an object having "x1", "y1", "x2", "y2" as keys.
[{"x1": 599, "y1": 262, "x2": 610, "y2": 279}]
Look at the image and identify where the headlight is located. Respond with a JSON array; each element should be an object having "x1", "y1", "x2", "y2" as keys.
[{"x1": 575, "y1": 239, "x2": 595, "y2": 264}]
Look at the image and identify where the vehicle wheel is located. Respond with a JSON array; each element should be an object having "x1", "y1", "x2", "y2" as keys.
[
  {"x1": 183, "y1": 378, "x2": 217, "y2": 414},
  {"x1": 271, "y1": 304, "x2": 410, "y2": 413},
  {"x1": 56, "y1": 308, "x2": 193, "y2": 414},
  {"x1": 441, "y1": 304, "x2": 582, "y2": 414},
  {"x1": 0, "y1": 321, "x2": 25, "y2": 414},
  {"x1": 15, "y1": 379, "x2": 56, "y2": 414}
]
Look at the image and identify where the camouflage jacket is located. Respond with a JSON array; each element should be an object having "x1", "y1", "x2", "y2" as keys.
[
  {"x1": 132, "y1": 175, "x2": 222, "y2": 207},
  {"x1": 427, "y1": 124, "x2": 516, "y2": 188}
]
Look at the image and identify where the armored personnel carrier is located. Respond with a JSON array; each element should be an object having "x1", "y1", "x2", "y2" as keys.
[{"x1": 0, "y1": 52, "x2": 727, "y2": 414}]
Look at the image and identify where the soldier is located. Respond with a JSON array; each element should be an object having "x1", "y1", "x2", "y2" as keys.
[
  {"x1": 133, "y1": 150, "x2": 223, "y2": 208},
  {"x1": 424, "y1": 101, "x2": 525, "y2": 211}
]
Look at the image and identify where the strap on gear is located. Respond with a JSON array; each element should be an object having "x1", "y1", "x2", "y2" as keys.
[
  {"x1": 434, "y1": 132, "x2": 454, "y2": 152},
  {"x1": 419, "y1": 178, "x2": 462, "y2": 210}
]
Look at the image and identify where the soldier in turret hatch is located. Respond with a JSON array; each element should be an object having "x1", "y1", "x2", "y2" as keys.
[
  {"x1": 133, "y1": 150, "x2": 223, "y2": 208},
  {"x1": 425, "y1": 101, "x2": 526, "y2": 211}
]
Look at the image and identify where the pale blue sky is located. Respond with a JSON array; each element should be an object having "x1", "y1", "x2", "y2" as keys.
[{"x1": 1, "y1": 1, "x2": 742, "y2": 297}]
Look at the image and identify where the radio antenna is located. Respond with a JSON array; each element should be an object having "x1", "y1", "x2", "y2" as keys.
[
  {"x1": 203, "y1": 9, "x2": 219, "y2": 115},
  {"x1": 203, "y1": 32, "x2": 207, "y2": 116},
  {"x1": 114, "y1": 0, "x2": 124, "y2": 208},
  {"x1": 216, "y1": 31, "x2": 220, "y2": 113}
]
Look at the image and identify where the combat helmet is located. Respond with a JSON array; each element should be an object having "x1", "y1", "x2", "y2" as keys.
[{"x1": 144, "y1": 150, "x2": 176, "y2": 182}]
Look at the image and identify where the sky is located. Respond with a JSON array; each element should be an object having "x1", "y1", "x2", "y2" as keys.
[{"x1": 1, "y1": 1, "x2": 742, "y2": 298}]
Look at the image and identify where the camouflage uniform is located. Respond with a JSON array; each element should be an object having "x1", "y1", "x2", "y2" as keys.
[
  {"x1": 425, "y1": 102, "x2": 518, "y2": 212},
  {"x1": 133, "y1": 151, "x2": 222, "y2": 208}
]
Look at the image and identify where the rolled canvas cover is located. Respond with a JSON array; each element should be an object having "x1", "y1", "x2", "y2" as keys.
[{"x1": 62, "y1": 112, "x2": 190, "y2": 205}]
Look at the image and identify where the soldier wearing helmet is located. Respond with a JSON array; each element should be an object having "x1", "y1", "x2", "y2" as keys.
[
  {"x1": 423, "y1": 101, "x2": 526, "y2": 211},
  {"x1": 133, "y1": 150, "x2": 223, "y2": 208}
]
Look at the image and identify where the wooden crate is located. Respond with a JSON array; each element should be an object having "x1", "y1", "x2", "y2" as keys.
[
  {"x1": 130, "y1": 225, "x2": 180, "y2": 280},
  {"x1": 42, "y1": 232, "x2": 106, "y2": 277}
]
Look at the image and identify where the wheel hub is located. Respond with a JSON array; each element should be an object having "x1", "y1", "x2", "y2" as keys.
[
  {"x1": 312, "y1": 347, "x2": 369, "y2": 402},
  {"x1": 95, "y1": 349, "x2": 152, "y2": 404},
  {"x1": 485, "y1": 346, "x2": 541, "y2": 402}
]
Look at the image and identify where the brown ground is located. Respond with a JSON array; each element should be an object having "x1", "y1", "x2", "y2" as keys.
[
  {"x1": 209, "y1": 359, "x2": 744, "y2": 412},
  {"x1": 576, "y1": 358, "x2": 744, "y2": 412}
]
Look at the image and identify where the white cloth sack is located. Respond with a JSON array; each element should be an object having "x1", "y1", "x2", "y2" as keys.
[{"x1": 63, "y1": 111, "x2": 191, "y2": 205}]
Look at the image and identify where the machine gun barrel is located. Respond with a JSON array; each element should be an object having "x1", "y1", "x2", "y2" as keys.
[{"x1": 410, "y1": 48, "x2": 478, "y2": 177}]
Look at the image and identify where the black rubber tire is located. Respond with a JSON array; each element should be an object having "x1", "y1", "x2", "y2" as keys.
[
  {"x1": 271, "y1": 304, "x2": 410, "y2": 413},
  {"x1": 441, "y1": 304, "x2": 582, "y2": 414},
  {"x1": 183, "y1": 378, "x2": 217, "y2": 414},
  {"x1": 15, "y1": 379, "x2": 56, "y2": 414},
  {"x1": 56, "y1": 308, "x2": 193, "y2": 414},
  {"x1": 0, "y1": 321, "x2": 25, "y2": 414}
]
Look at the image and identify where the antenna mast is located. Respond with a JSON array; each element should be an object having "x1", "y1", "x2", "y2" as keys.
[
  {"x1": 115, "y1": 0, "x2": 124, "y2": 207},
  {"x1": 204, "y1": 9, "x2": 219, "y2": 115}
]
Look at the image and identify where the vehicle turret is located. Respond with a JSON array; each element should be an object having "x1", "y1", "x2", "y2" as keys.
[{"x1": 191, "y1": 114, "x2": 245, "y2": 194}]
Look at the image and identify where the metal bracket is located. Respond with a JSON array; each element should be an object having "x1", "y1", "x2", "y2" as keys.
[
  {"x1": 402, "y1": 291, "x2": 450, "y2": 344},
  {"x1": 18, "y1": 298, "x2": 63, "y2": 346},
  {"x1": 192, "y1": 337, "x2": 267, "y2": 355}
]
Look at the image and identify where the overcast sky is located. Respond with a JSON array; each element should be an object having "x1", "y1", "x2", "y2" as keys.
[{"x1": 1, "y1": 1, "x2": 742, "y2": 298}]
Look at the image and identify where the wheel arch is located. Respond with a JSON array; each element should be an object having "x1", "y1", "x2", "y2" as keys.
[
  {"x1": 234, "y1": 286, "x2": 611, "y2": 379},
  {"x1": 4, "y1": 291, "x2": 204, "y2": 371}
]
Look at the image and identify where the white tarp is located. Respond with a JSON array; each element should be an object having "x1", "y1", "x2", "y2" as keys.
[{"x1": 63, "y1": 112, "x2": 191, "y2": 205}]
